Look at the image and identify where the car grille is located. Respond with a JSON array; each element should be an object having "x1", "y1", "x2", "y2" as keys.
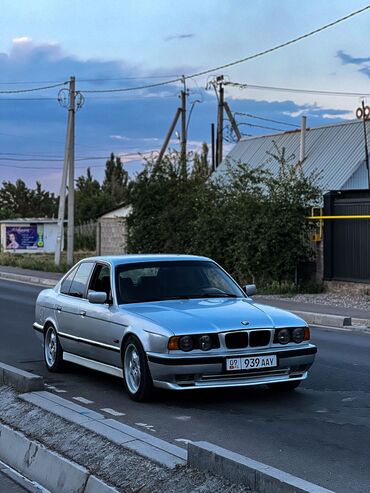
[
  {"x1": 249, "y1": 330, "x2": 271, "y2": 347},
  {"x1": 224, "y1": 330, "x2": 271, "y2": 349},
  {"x1": 225, "y1": 332, "x2": 249, "y2": 349}
]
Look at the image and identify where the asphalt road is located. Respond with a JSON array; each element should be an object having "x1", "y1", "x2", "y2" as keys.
[{"x1": 1, "y1": 279, "x2": 370, "y2": 493}]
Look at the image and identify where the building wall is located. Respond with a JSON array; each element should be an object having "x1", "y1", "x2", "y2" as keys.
[{"x1": 97, "y1": 217, "x2": 129, "y2": 256}]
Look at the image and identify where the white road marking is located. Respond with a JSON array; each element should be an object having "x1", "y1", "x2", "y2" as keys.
[
  {"x1": 73, "y1": 396, "x2": 94, "y2": 404},
  {"x1": 315, "y1": 409, "x2": 328, "y2": 413},
  {"x1": 135, "y1": 423, "x2": 157, "y2": 432},
  {"x1": 45, "y1": 385, "x2": 67, "y2": 393},
  {"x1": 175, "y1": 438, "x2": 193, "y2": 444},
  {"x1": 101, "y1": 408, "x2": 126, "y2": 416},
  {"x1": 175, "y1": 415, "x2": 191, "y2": 421}
]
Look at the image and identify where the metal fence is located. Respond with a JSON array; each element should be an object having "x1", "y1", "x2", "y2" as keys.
[{"x1": 324, "y1": 190, "x2": 370, "y2": 283}]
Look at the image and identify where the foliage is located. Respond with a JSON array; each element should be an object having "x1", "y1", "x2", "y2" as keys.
[
  {"x1": 127, "y1": 144, "x2": 321, "y2": 287},
  {"x1": 0, "y1": 180, "x2": 58, "y2": 219}
]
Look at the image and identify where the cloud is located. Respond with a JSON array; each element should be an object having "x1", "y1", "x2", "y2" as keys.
[
  {"x1": 337, "y1": 50, "x2": 370, "y2": 79},
  {"x1": 0, "y1": 38, "x2": 354, "y2": 191},
  {"x1": 165, "y1": 33, "x2": 195, "y2": 42}
]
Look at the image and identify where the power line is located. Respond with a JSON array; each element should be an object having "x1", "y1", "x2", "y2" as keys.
[
  {"x1": 237, "y1": 121, "x2": 286, "y2": 132},
  {"x1": 234, "y1": 112, "x2": 300, "y2": 128},
  {"x1": 0, "y1": 75, "x2": 180, "y2": 85},
  {"x1": 226, "y1": 81, "x2": 370, "y2": 98},
  {"x1": 80, "y1": 5, "x2": 370, "y2": 94},
  {"x1": 0, "y1": 81, "x2": 67, "y2": 94}
]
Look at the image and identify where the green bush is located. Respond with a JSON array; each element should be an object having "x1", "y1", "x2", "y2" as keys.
[{"x1": 127, "y1": 147, "x2": 321, "y2": 288}]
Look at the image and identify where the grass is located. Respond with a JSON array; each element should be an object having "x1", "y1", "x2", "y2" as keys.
[
  {"x1": 0, "y1": 251, "x2": 95, "y2": 273},
  {"x1": 257, "y1": 280, "x2": 324, "y2": 296}
]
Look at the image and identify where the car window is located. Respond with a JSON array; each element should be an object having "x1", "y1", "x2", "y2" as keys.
[
  {"x1": 116, "y1": 261, "x2": 245, "y2": 304},
  {"x1": 69, "y1": 262, "x2": 94, "y2": 298},
  {"x1": 60, "y1": 266, "x2": 78, "y2": 295},
  {"x1": 89, "y1": 263, "x2": 112, "y2": 301}
]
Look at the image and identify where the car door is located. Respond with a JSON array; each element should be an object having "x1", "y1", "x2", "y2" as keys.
[
  {"x1": 76, "y1": 262, "x2": 121, "y2": 367},
  {"x1": 54, "y1": 261, "x2": 95, "y2": 356}
]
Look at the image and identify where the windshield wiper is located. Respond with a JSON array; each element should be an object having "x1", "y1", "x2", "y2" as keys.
[{"x1": 196, "y1": 292, "x2": 238, "y2": 298}]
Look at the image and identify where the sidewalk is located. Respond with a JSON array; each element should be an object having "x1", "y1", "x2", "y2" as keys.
[{"x1": 255, "y1": 295, "x2": 370, "y2": 320}]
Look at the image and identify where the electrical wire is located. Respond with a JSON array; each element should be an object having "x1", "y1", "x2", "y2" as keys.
[
  {"x1": 82, "y1": 5, "x2": 370, "y2": 94},
  {"x1": 0, "y1": 81, "x2": 67, "y2": 94},
  {"x1": 226, "y1": 81, "x2": 370, "y2": 98},
  {"x1": 234, "y1": 112, "x2": 300, "y2": 128},
  {"x1": 237, "y1": 122, "x2": 285, "y2": 132}
]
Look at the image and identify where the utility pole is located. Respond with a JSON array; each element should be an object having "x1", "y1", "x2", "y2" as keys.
[
  {"x1": 216, "y1": 80, "x2": 224, "y2": 167},
  {"x1": 55, "y1": 76, "x2": 75, "y2": 266},
  {"x1": 67, "y1": 77, "x2": 76, "y2": 266},
  {"x1": 180, "y1": 88, "x2": 187, "y2": 163},
  {"x1": 356, "y1": 101, "x2": 370, "y2": 188},
  {"x1": 211, "y1": 123, "x2": 215, "y2": 172},
  {"x1": 157, "y1": 82, "x2": 188, "y2": 165},
  {"x1": 224, "y1": 102, "x2": 242, "y2": 141}
]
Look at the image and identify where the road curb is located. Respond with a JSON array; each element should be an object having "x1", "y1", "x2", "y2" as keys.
[
  {"x1": 292, "y1": 310, "x2": 352, "y2": 328},
  {"x1": 0, "y1": 423, "x2": 120, "y2": 493},
  {"x1": 0, "y1": 270, "x2": 57, "y2": 287},
  {"x1": 188, "y1": 441, "x2": 334, "y2": 493},
  {"x1": 0, "y1": 362, "x2": 44, "y2": 393}
]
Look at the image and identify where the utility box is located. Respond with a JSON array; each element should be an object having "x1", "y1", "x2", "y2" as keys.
[{"x1": 0, "y1": 218, "x2": 62, "y2": 254}]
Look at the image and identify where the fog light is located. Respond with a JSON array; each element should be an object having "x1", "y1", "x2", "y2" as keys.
[
  {"x1": 277, "y1": 328, "x2": 291, "y2": 345},
  {"x1": 178, "y1": 335, "x2": 193, "y2": 352},
  {"x1": 198, "y1": 335, "x2": 212, "y2": 351},
  {"x1": 292, "y1": 327, "x2": 305, "y2": 343}
]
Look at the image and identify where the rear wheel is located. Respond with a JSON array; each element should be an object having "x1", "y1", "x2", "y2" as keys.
[
  {"x1": 267, "y1": 380, "x2": 302, "y2": 391},
  {"x1": 44, "y1": 325, "x2": 64, "y2": 372},
  {"x1": 123, "y1": 336, "x2": 154, "y2": 402}
]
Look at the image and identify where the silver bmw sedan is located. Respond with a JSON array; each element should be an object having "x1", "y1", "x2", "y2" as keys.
[{"x1": 34, "y1": 254, "x2": 317, "y2": 401}]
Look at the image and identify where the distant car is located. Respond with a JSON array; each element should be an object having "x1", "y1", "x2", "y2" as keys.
[{"x1": 33, "y1": 255, "x2": 317, "y2": 401}]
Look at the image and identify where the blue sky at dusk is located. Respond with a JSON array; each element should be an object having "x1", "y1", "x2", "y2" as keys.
[{"x1": 0, "y1": 0, "x2": 369, "y2": 192}]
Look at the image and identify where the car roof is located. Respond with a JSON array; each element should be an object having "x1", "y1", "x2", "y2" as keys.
[{"x1": 81, "y1": 254, "x2": 213, "y2": 267}]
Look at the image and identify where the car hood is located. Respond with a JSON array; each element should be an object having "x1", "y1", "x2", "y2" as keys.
[{"x1": 121, "y1": 298, "x2": 305, "y2": 334}]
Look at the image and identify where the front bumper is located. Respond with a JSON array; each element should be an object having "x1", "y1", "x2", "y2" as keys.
[{"x1": 147, "y1": 344, "x2": 317, "y2": 390}]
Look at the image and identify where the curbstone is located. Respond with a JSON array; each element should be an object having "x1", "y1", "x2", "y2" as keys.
[
  {"x1": 0, "y1": 423, "x2": 89, "y2": 493},
  {"x1": 0, "y1": 271, "x2": 57, "y2": 287},
  {"x1": 188, "y1": 441, "x2": 334, "y2": 493},
  {"x1": 292, "y1": 310, "x2": 351, "y2": 328},
  {"x1": 84, "y1": 475, "x2": 120, "y2": 493},
  {"x1": 0, "y1": 363, "x2": 43, "y2": 392}
]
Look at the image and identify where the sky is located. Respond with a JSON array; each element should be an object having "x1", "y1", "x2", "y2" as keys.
[{"x1": 0, "y1": 0, "x2": 370, "y2": 192}]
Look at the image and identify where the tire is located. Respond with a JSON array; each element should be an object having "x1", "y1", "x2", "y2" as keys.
[
  {"x1": 122, "y1": 336, "x2": 154, "y2": 402},
  {"x1": 267, "y1": 380, "x2": 302, "y2": 392},
  {"x1": 44, "y1": 325, "x2": 64, "y2": 372}
]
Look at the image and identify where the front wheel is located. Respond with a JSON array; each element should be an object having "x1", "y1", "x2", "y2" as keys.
[
  {"x1": 267, "y1": 380, "x2": 302, "y2": 392},
  {"x1": 123, "y1": 336, "x2": 154, "y2": 402},
  {"x1": 44, "y1": 325, "x2": 64, "y2": 372}
]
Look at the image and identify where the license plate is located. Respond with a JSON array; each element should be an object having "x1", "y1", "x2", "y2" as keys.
[{"x1": 226, "y1": 355, "x2": 277, "y2": 371}]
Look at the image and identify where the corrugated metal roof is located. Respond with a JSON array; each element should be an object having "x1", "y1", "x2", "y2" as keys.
[{"x1": 216, "y1": 119, "x2": 370, "y2": 191}]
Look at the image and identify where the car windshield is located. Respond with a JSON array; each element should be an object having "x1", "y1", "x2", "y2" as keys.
[{"x1": 116, "y1": 260, "x2": 245, "y2": 304}]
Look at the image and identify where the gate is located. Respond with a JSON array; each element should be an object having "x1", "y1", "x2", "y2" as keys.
[{"x1": 324, "y1": 190, "x2": 370, "y2": 282}]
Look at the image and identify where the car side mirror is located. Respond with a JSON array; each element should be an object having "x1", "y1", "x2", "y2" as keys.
[
  {"x1": 243, "y1": 284, "x2": 257, "y2": 297},
  {"x1": 87, "y1": 291, "x2": 107, "y2": 304}
]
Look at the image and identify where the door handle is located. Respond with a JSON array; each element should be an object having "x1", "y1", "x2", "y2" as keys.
[
  {"x1": 80, "y1": 310, "x2": 86, "y2": 317},
  {"x1": 56, "y1": 306, "x2": 62, "y2": 312}
]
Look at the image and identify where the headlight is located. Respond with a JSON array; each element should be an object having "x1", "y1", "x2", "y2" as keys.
[
  {"x1": 292, "y1": 327, "x2": 305, "y2": 343},
  {"x1": 178, "y1": 335, "x2": 194, "y2": 352},
  {"x1": 276, "y1": 328, "x2": 291, "y2": 345},
  {"x1": 198, "y1": 335, "x2": 212, "y2": 351}
]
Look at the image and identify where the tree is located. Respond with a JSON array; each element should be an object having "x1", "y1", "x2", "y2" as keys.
[
  {"x1": 0, "y1": 179, "x2": 57, "y2": 218},
  {"x1": 102, "y1": 153, "x2": 129, "y2": 205}
]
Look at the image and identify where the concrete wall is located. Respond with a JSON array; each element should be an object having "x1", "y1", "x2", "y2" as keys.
[{"x1": 97, "y1": 218, "x2": 129, "y2": 256}]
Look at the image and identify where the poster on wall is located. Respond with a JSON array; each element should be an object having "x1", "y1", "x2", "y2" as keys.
[{"x1": 6, "y1": 225, "x2": 44, "y2": 250}]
